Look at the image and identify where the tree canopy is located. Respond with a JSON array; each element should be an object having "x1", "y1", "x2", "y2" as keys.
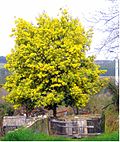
[{"x1": 4, "y1": 9, "x2": 107, "y2": 117}]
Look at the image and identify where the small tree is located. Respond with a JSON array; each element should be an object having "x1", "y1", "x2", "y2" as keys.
[
  {"x1": 108, "y1": 79, "x2": 119, "y2": 111},
  {"x1": 4, "y1": 9, "x2": 106, "y2": 117}
]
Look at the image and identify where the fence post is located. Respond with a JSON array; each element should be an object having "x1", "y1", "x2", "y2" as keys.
[
  {"x1": 84, "y1": 120, "x2": 88, "y2": 135},
  {"x1": 101, "y1": 112, "x2": 105, "y2": 133},
  {"x1": 67, "y1": 121, "x2": 72, "y2": 136}
]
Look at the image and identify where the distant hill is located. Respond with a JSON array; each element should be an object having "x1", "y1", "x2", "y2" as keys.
[
  {"x1": 0, "y1": 68, "x2": 9, "y2": 84},
  {"x1": 0, "y1": 56, "x2": 9, "y2": 84},
  {"x1": 0, "y1": 63, "x2": 4, "y2": 69},
  {"x1": 0, "y1": 56, "x2": 6, "y2": 63},
  {"x1": 0, "y1": 88, "x2": 8, "y2": 103},
  {"x1": 95, "y1": 60, "x2": 115, "y2": 76}
]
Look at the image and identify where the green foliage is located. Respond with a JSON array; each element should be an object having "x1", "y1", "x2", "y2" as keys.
[
  {"x1": 103, "y1": 79, "x2": 119, "y2": 134},
  {"x1": 1, "y1": 128, "x2": 71, "y2": 141},
  {"x1": 1, "y1": 128, "x2": 119, "y2": 141},
  {"x1": 87, "y1": 92, "x2": 113, "y2": 114},
  {"x1": 104, "y1": 105, "x2": 119, "y2": 133},
  {"x1": 4, "y1": 9, "x2": 107, "y2": 117},
  {"x1": 107, "y1": 78, "x2": 119, "y2": 111},
  {"x1": 0, "y1": 102, "x2": 14, "y2": 132},
  {"x1": 86, "y1": 86, "x2": 119, "y2": 133},
  {"x1": 0, "y1": 103, "x2": 14, "y2": 118}
]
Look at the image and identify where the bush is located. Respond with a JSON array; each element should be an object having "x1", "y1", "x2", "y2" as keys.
[
  {"x1": 86, "y1": 83, "x2": 119, "y2": 133},
  {"x1": 1, "y1": 128, "x2": 71, "y2": 141},
  {"x1": 107, "y1": 79, "x2": 119, "y2": 111},
  {"x1": 1, "y1": 128, "x2": 34, "y2": 141},
  {"x1": 104, "y1": 105, "x2": 119, "y2": 133}
]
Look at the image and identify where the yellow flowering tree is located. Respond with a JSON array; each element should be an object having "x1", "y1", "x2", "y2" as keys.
[{"x1": 4, "y1": 10, "x2": 106, "y2": 117}]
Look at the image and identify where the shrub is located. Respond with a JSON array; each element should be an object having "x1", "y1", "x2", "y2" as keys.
[
  {"x1": 1, "y1": 128, "x2": 71, "y2": 141},
  {"x1": 86, "y1": 83, "x2": 119, "y2": 133},
  {"x1": 104, "y1": 105, "x2": 119, "y2": 133}
]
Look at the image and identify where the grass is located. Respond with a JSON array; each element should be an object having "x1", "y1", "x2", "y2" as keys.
[
  {"x1": 0, "y1": 128, "x2": 71, "y2": 141},
  {"x1": 1, "y1": 128, "x2": 119, "y2": 141},
  {"x1": 81, "y1": 131, "x2": 119, "y2": 141}
]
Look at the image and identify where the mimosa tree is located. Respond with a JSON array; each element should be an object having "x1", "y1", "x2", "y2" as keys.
[{"x1": 4, "y1": 9, "x2": 107, "y2": 117}]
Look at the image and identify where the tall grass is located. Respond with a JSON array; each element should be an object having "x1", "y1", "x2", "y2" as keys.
[
  {"x1": 1, "y1": 128, "x2": 71, "y2": 141},
  {"x1": 87, "y1": 89, "x2": 119, "y2": 133},
  {"x1": 104, "y1": 105, "x2": 119, "y2": 133},
  {"x1": 1, "y1": 128, "x2": 119, "y2": 141}
]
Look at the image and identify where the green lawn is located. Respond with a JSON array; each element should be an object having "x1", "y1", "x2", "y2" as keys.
[
  {"x1": 1, "y1": 128, "x2": 119, "y2": 141},
  {"x1": 80, "y1": 131, "x2": 119, "y2": 141}
]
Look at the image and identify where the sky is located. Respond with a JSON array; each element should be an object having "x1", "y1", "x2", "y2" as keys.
[{"x1": 0, "y1": 0, "x2": 110, "y2": 59}]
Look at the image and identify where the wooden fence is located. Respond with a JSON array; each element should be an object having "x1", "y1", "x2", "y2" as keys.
[
  {"x1": 49, "y1": 115, "x2": 105, "y2": 138},
  {"x1": 1, "y1": 114, "x2": 105, "y2": 138}
]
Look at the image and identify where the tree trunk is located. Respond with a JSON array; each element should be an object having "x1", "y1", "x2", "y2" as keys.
[
  {"x1": 25, "y1": 107, "x2": 29, "y2": 118},
  {"x1": 76, "y1": 107, "x2": 79, "y2": 115},
  {"x1": 25, "y1": 105, "x2": 31, "y2": 118},
  {"x1": 73, "y1": 106, "x2": 79, "y2": 115},
  {"x1": 53, "y1": 105, "x2": 57, "y2": 118}
]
